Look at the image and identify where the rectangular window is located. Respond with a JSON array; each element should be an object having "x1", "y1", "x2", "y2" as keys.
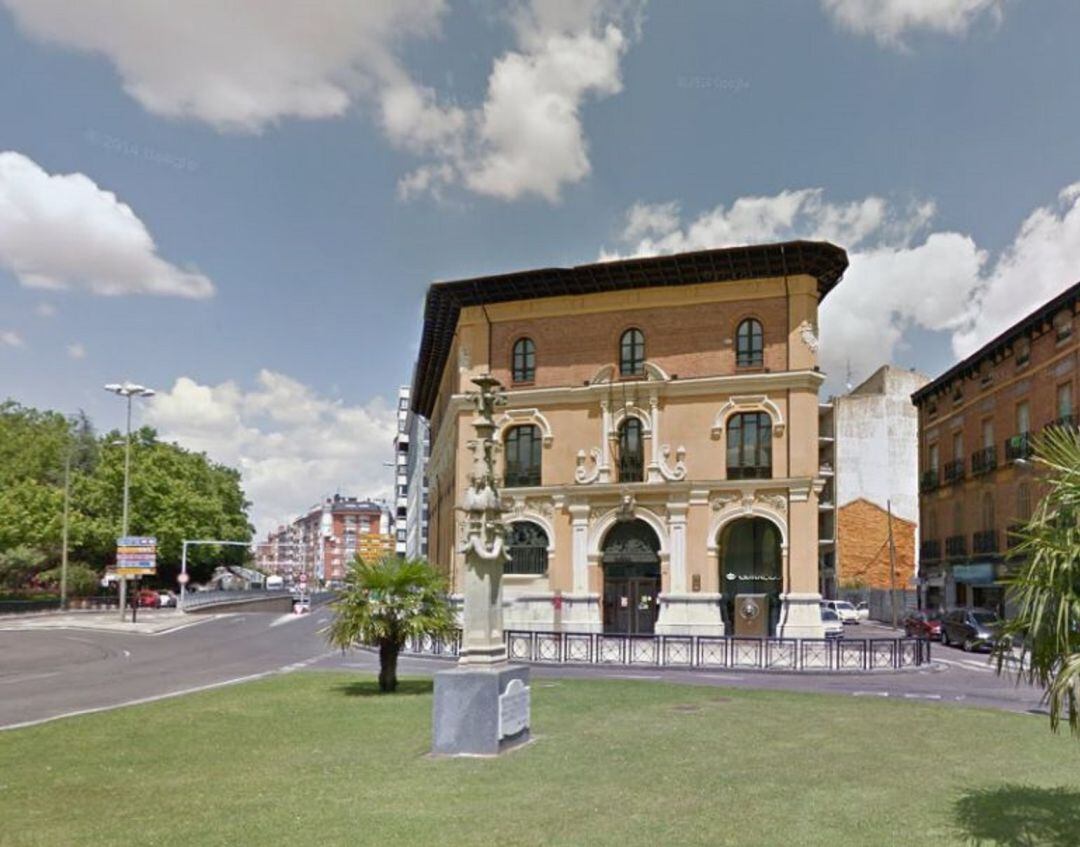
[
  {"x1": 726, "y1": 412, "x2": 773, "y2": 479},
  {"x1": 1058, "y1": 383, "x2": 1073, "y2": 419},
  {"x1": 952, "y1": 432, "x2": 962, "y2": 460},
  {"x1": 982, "y1": 419, "x2": 994, "y2": 449},
  {"x1": 1016, "y1": 401, "x2": 1030, "y2": 435},
  {"x1": 928, "y1": 443, "x2": 939, "y2": 471}
]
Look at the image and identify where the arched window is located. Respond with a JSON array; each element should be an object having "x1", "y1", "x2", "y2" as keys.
[
  {"x1": 736, "y1": 319, "x2": 764, "y2": 367},
  {"x1": 618, "y1": 418, "x2": 645, "y2": 482},
  {"x1": 506, "y1": 521, "x2": 548, "y2": 574},
  {"x1": 504, "y1": 425, "x2": 541, "y2": 487},
  {"x1": 619, "y1": 328, "x2": 645, "y2": 377},
  {"x1": 511, "y1": 338, "x2": 535, "y2": 384},
  {"x1": 726, "y1": 412, "x2": 772, "y2": 479}
]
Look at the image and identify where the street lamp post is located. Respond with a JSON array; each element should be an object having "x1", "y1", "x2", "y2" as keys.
[{"x1": 104, "y1": 382, "x2": 155, "y2": 621}]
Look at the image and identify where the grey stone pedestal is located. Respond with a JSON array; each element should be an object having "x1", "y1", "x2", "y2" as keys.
[{"x1": 432, "y1": 664, "x2": 531, "y2": 756}]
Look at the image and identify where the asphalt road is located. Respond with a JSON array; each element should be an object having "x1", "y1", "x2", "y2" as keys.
[{"x1": 0, "y1": 612, "x2": 1048, "y2": 731}]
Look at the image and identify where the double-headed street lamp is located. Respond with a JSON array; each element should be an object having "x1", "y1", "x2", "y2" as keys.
[{"x1": 104, "y1": 381, "x2": 155, "y2": 620}]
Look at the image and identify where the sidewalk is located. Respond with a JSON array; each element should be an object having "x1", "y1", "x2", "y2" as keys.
[{"x1": 0, "y1": 609, "x2": 221, "y2": 635}]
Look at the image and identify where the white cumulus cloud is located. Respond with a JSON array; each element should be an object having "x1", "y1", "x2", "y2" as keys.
[
  {"x1": 144, "y1": 371, "x2": 397, "y2": 535},
  {"x1": 605, "y1": 181, "x2": 1080, "y2": 388},
  {"x1": 1, "y1": 329, "x2": 24, "y2": 347},
  {"x1": 66, "y1": 342, "x2": 86, "y2": 360},
  {"x1": 821, "y1": 0, "x2": 1007, "y2": 49},
  {"x1": 0, "y1": 152, "x2": 213, "y2": 298},
  {"x1": 3, "y1": 0, "x2": 640, "y2": 202}
]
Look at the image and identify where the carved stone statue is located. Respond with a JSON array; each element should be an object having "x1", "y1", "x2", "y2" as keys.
[{"x1": 457, "y1": 374, "x2": 511, "y2": 665}]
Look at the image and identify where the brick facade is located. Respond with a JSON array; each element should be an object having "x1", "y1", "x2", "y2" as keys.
[{"x1": 836, "y1": 498, "x2": 916, "y2": 590}]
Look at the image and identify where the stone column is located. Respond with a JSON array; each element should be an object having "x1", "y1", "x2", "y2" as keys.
[
  {"x1": 656, "y1": 500, "x2": 725, "y2": 636},
  {"x1": 776, "y1": 494, "x2": 824, "y2": 639},
  {"x1": 563, "y1": 501, "x2": 601, "y2": 632}
]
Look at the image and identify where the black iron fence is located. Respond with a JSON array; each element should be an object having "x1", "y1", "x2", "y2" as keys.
[
  {"x1": 403, "y1": 630, "x2": 931, "y2": 672},
  {"x1": 971, "y1": 446, "x2": 997, "y2": 476}
]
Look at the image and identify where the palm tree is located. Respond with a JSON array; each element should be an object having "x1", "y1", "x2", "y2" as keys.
[
  {"x1": 997, "y1": 425, "x2": 1080, "y2": 736},
  {"x1": 324, "y1": 555, "x2": 456, "y2": 692}
]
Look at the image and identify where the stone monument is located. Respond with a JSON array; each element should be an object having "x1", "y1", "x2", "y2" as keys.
[{"x1": 431, "y1": 374, "x2": 531, "y2": 756}]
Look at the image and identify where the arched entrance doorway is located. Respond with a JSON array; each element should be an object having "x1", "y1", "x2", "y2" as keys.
[
  {"x1": 719, "y1": 517, "x2": 783, "y2": 636},
  {"x1": 601, "y1": 519, "x2": 661, "y2": 634}
]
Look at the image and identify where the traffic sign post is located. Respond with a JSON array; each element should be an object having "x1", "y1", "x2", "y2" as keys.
[{"x1": 116, "y1": 536, "x2": 156, "y2": 623}]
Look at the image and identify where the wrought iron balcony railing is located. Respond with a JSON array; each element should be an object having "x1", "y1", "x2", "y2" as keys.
[
  {"x1": 618, "y1": 455, "x2": 645, "y2": 483},
  {"x1": 727, "y1": 464, "x2": 772, "y2": 481},
  {"x1": 971, "y1": 446, "x2": 997, "y2": 476},
  {"x1": 945, "y1": 535, "x2": 967, "y2": 558},
  {"x1": 503, "y1": 465, "x2": 541, "y2": 488},
  {"x1": 943, "y1": 459, "x2": 965, "y2": 484},
  {"x1": 1047, "y1": 413, "x2": 1077, "y2": 431},
  {"x1": 1004, "y1": 433, "x2": 1033, "y2": 462},
  {"x1": 972, "y1": 530, "x2": 999, "y2": 554},
  {"x1": 920, "y1": 469, "x2": 940, "y2": 492},
  {"x1": 920, "y1": 540, "x2": 941, "y2": 561}
]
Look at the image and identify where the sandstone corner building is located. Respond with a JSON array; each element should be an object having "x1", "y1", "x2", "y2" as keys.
[{"x1": 410, "y1": 242, "x2": 849, "y2": 638}]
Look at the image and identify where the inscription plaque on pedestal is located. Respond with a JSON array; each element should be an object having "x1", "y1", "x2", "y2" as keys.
[
  {"x1": 734, "y1": 593, "x2": 768, "y2": 638},
  {"x1": 498, "y1": 678, "x2": 530, "y2": 740}
]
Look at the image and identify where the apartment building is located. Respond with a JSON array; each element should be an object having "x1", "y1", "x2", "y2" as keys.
[{"x1": 913, "y1": 282, "x2": 1080, "y2": 614}]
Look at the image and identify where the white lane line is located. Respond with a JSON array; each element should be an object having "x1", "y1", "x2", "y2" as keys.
[
  {"x1": 852, "y1": 691, "x2": 890, "y2": 697},
  {"x1": 0, "y1": 671, "x2": 61, "y2": 685},
  {"x1": 935, "y1": 657, "x2": 995, "y2": 674},
  {"x1": 903, "y1": 693, "x2": 942, "y2": 700},
  {"x1": 0, "y1": 650, "x2": 336, "y2": 732}
]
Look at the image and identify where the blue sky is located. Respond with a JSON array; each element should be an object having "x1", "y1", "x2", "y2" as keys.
[{"x1": 2, "y1": 1, "x2": 1079, "y2": 532}]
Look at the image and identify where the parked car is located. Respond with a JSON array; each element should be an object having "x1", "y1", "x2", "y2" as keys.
[
  {"x1": 136, "y1": 589, "x2": 159, "y2": 608},
  {"x1": 821, "y1": 608, "x2": 844, "y2": 639},
  {"x1": 903, "y1": 610, "x2": 942, "y2": 640},
  {"x1": 821, "y1": 600, "x2": 860, "y2": 624},
  {"x1": 940, "y1": 608, "x2": 1001, "y2": 652},
  {"x1": 855, "y1": 601, "x2": 870, "y2": 622},
  {"x1": 157, "y1": 590, "x2": 177, "y2": 608}
]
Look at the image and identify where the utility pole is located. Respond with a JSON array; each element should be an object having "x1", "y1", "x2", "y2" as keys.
[
  {"x1": 887, "y1": 498, "x2": 899, "y2": 629},
  {"x1": 60, "y1": 445, "x2": 71, "y2": 611}
]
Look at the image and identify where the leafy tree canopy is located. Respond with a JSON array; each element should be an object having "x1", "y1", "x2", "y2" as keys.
[{"x1": 0, "y1": 401, "x2": 253, "y2": 590}]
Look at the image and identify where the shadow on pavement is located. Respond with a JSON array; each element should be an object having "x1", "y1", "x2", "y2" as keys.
[
  {"x1": 334, "y1": 679, "x2": 434, "y2": 698},
  {"x1": 953, "y1": 784, "x2": 1080, "y2": 846}
]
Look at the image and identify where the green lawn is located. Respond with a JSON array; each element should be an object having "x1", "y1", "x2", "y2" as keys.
[{"x1": 2, "y1": 673, "x2": 1078, "y2": 846}]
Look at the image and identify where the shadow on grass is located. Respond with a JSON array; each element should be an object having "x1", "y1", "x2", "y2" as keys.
[
  {"x1": 953, "y1": 784, "x2": 1080, "y2": 846},
  {"x1": 335, "y1": 679, "x2": 433, "y2": 698}
]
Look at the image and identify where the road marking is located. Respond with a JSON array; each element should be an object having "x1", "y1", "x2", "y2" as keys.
[
  {"x1": 603, "y1": 673, "x2": 663, "y2": 680},
  {"x1": 903, "y1": 693, "x2": 942, "y2": 700},
  {"x1": 852, "y1": 691, "x2": 890, "y2": 697},
  {"x1": 0, "y1": 650, "x2": 337, "y2": 732},
  {"x1": 0, "y1": 671, "x2": 61, "y2": 685}
]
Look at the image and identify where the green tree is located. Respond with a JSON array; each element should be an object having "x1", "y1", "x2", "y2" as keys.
[
  {"x1": 0, "y1": 545, "x2": 47, "y2": 591},
  {"x1": 36, "y1": 563, "x2": 100, "y2": 596},
  {"x1": 324, "y1": 556, "x2": 456, "y2": 692},
  {"x1": 997, "y1": 426, "x2": 1080, "y2": 737}
]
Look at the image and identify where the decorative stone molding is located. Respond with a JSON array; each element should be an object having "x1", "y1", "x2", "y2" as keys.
[
  {"x1": 609, "y1": 404, "x2": 653, "y2": 437},
  {"x1": 587, "y1": 504, "x2": 670, "y2": 559},
  {"x1": 495, "y1": 408, "x2": 553, "y2": 447},
  {"x1": 574, "y1": 447, "x2": 603, "y2": 484},
  {"x1": 710, "y1": 395, "x2": 785, "y2": 438},
  {"x1": 656, "y1": 444, "x2": 688, "y2": 482},
  {"x1": 587, "y1": 360, "x2": 671, "y2": 385},
  {"x1": 707, "y1": 492, "x2": 789, "y2": 551},
  {"x1": 796, "y1": 320, "x2": 819, "y2": 354}
]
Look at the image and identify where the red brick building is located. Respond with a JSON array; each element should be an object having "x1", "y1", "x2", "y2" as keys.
[{"x1": 913, "y1": 282, "x2": 1079, "y2": 614}]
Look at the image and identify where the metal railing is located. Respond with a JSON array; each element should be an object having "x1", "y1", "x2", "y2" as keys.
[
  {"x1": 943, "y1": 459, "x2": 965, "y2": 484},
  {"x1": 945, "y1": 535, "x2": 967, "y2": 558},
  {"x1": 503, "y1": 465, "x2": 541, "y2": 488},
  {"x1": 971, "y1": 446, "x2": 997, "y2": 476},
  {"x1": 920, "y1": 540, "x2": 941, "y2": 561},
  {"x1": 0, "y1": 595, "x2": 119, "y2": 615},
  {"x1": 403, "y1": 630, "x2": 931, "y2": 672},
  {"x1": 1047, "y1": 413, "x2": 1077, "y2": 431},
  {"x1": 1004, "y1": 433, "x2": 1033, "y2": 462},
  {"x1": 920, "y1": 469, "x2": 939, "y2": 492}
]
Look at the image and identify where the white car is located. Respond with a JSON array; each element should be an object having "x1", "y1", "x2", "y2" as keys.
[
  {"x1": 821, "y1": 600, "x2": 860, "y2": 624},
  {"x1": 855, "y1": 601, "x2": 870, "y2": 622},
  {"x1": 821, "y1": 608, "x2": 844, "y2": 639}
]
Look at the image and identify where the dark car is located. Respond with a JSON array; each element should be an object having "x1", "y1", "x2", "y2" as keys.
[
  {"x1": 903, "y1": 610, "x2": 942, "y2": 640},
  {"x1": 940, "y1": 608, "x2": 1001, "y2": 652}
]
